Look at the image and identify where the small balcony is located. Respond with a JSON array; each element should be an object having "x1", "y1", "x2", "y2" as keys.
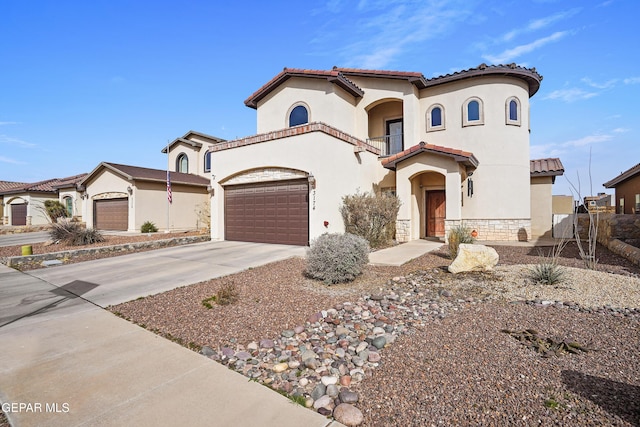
[{"x1": 366, "y1": 134, "x2": 404, "y2": 157}]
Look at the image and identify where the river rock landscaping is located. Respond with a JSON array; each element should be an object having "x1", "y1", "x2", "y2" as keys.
[{"x1": 111, "y1": 242, "x2": 640, "y2": 426}]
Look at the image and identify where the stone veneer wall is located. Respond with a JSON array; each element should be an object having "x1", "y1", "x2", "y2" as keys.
[
  {"x1": 395, "y1": 219, "x2": 410, "y2": 242},
  {"x1": 445, "y1": 219, "x2": 531, "y2": 242}
]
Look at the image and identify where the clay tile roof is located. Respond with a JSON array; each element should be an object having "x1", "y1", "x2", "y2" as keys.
[
  {"x1": 0, "y1": 180, "x2": 26, "y2": 192},
  {"x1": 603, "y1": 162, "x2": 640, "y2": 188},
  {"x1": 425, "y1": 63, "x2": 543, "y2": 97},
  {"x1": 244, "y1": 67, "x2": 365, "y2": 109},
  {"x1": 83, "y1": 162, "x2": 209, "y2": 187},
  {"x1": 381, "y1": 142, "x2": 479, "y2": 171},
  {"x1": 334, "y1": 67, "x2": 428, "y2": 88},
  {"x1": 530, "y1": 158, "x2": 565, "y2": 177},
  {"x1": 52, "y1": 173, "x2": 89, "y2": 189}
]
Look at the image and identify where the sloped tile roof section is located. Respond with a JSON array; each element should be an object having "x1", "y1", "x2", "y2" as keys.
[
  {"x1": 424, "y1": 63, "x2": 543, "y2": 97},
  {"x1": 381, "y1": 141, "x2": 479, "y2": 171},
  {"x1": 244, "y1": 68, "x2": 365, "y2": 109},
  {"x1": 603, "y1": 162, "x2": 640, "y2": 188},
  {"x1": 52, "y1": 173, "x2": 89, "y2": 189},
  {"x1": 335, "y1": 67, "x2": 428, "y2": 88},
  {"x1": 161, "y1": 130, "x2": 226, "y2": 154},
  {"x1": 530, "y1": 158, "x2": 565, "y2": 177},
  {"x1": 81, "y1": 163, "x2": 209, "y2": 187},
  {"x1": 209, "y1": 122, "x2": 380, "y2": 155},
  {"x1": 0, "y1": 174, "x2": 89, "y2": 195},
  {"x1": 0, "y1": 180, "x2": 27, "y2": 192}
]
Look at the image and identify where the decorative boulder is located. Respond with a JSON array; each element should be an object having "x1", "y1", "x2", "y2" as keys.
[
  {"x1": 333, "y1": 403, "x2": 364, "y2": 426},
  {"x1": 448, "y1": 243, "x2": 499, "y2": 274}
]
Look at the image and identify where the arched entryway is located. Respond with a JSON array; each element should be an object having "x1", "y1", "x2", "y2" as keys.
[{"x1": 412, "y1": 171, "x2": 446, "y2": 239}]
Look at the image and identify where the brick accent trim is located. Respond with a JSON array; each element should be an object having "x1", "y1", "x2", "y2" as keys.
[{"x1": 209, "y1": 122, "x2": 380, "y2": 155}]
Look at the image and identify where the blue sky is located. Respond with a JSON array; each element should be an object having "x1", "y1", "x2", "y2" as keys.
[{"x1": 1, "y1": 0, "x2": 638, "y2": 197}]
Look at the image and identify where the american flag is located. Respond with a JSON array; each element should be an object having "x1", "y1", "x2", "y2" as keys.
[{"x1": 167, "y1": 171, "x2": 172, "y2": 203}]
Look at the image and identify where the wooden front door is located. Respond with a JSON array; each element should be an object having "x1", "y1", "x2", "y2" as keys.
[{"x1": 426, "y1": 190, "x2": 446, "y2": 237}]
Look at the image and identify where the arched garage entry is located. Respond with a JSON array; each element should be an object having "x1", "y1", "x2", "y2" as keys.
[{"x1": 222, "y1": 168, "x2": 309, "y2": 246}]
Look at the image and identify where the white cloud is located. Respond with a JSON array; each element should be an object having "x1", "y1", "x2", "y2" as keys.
[
  {"x1": 0, "y1": 121, "x2": 18, "y2": 126},
  {"x1": 581, "y1": 77, "x2": 617, "y2": 89},
  {"x1": 563, "y1": 134, "x2": 613, "y2": 147},
  {"x1": 0, "y1": 135, "x2": 36, "y2": 148},
  {"x1": 612, "y1": 127, "x2": 630, "y2": 133},
  {"x1": 542, "y1": 88, "x2": 598, "y2": 102},
  {"x1": 482, "y1": 31, "x2": 568, "y2": 63},
  {"x1": 624, "y1": 77, "x2": 640, "y2": 84},
  {"x1": 0, "y1": 156, "x2": 24, "y2": 164}
]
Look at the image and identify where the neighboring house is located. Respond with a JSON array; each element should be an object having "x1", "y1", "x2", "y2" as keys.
[
  {"x1": 583, "y1": 193, "x2": 613, "y2": 213},
  {"x1": 54, "y1": 174, "x2": 88, "y2": 220},
  {"x1": 530, "y1": 158, "x2": 565, "y2": 238},
  {"x1": 162, "y1": 130, "x2": 226, "y2": 178},
  {"x1": 0, "y1": 174, "x2": 86, "y2": 226},
  {"x1": 604, "y1": 163, "x2": 640, "y2": 214},
  {"x1": 80, "y1": 162, "x2": 210, "y2": 231},
  {"x1": 0, "y1": 181, "x2": 26, "y2": 223},
  {"x1": 205, "y1": 64, "x2": 561, "y2": 246}
]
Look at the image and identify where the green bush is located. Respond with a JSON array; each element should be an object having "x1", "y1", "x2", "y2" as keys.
[
  {"x1": 530, "y1": 262, "x2": 566, "y2": 286},
  {"x1": 448, "y1": 225, "x2": 475, "y2": 259},
  {"x1": 141, "y1": 221, "x2": 158, "y2": 233},
  {"x1": 44, "y1": 200, "x2": 68, "y2": 221},
  {"x1": 340, "y1": 191, "x2": 401, "y2": 248},
  {"x1": 305, "y1": 233, "x2": 370, "y2": 284}
]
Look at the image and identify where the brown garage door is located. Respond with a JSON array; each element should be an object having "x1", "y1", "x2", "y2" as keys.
[
  {"x1": 94, "y1": 198, "x2": 128, "y2": 231},
  {"x1": 225, "y1": 179, "x2": 309, "y2": 246},
  {"x1": 11, "y1": 204, "x2": 27, "y2": 226}
]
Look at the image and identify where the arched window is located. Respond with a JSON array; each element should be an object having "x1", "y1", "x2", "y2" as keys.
[
  {"x1": 288, "y1": 104, "x2": 309, "y2": 127},
  {"x1": 63, "y1": 196, "x2": 73, "y2": 217},
  {"x1": 204, "y1": 151, "x2": 211, "y2": 173},
  {"x1": 463, "y1": 97, "x2": 484, "y2": 126},
  {"x1": 426, "y1": 104, "x2": 445, "y2": 132},
  {"x1": 176, "y1": 153, "x2": 189, "y2": 173},
  {"x1": 506, "y1": 97, "x2": 521, "y2": 126}
]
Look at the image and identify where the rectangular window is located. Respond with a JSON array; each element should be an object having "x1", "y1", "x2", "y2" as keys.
[
  {"x1": 386, "y1": 119, "x2": 403, "y2": 156},
  {"x1": 619, "y1": 197, "x2": 625, "y2": 214},
  {"x1": 636, "y1": 194, "x2": 640, "y2": 213}
]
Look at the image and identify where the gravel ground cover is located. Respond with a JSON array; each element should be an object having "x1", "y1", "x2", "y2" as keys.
[{"x1": 110, "y1": 241, "x2": 640, "y2": 426}]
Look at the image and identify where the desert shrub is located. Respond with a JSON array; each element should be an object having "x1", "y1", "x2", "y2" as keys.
[
  {"x1": 202, "y1": 281, "x2": 239, "y2": 308},
  {"x1": 141, "y1": 221, "x2": 158, "y2": 233},
  {"x1": 529, "y1": 241, "x2": 568, "y2": 285},
  {"x1": 43, "y1": 200, "x2": 68, "y2": 221},
  {"x1": 448, "y1": 225, "x2": 475, "y2": 259},
  {"x1": 49, "y1": 219, "x2": 104, "y2": 246},
  {"x1": 305, "y1": 233, "x2": 370, "y2": 284},
  {"x1": 530, "y1": 262, "x2": 566, "y2": 286},
  {"x1": 340, "y1": 191, "x2": 401, "y2": 248}
]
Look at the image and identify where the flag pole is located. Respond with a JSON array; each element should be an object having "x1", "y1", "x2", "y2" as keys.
[{"x1": 166, "y1": 139, "x2": 171, "y2": 233}]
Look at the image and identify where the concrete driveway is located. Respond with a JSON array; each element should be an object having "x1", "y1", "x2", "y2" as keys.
[
  {"x1": 0, "y1": 231, "x2": 50, "y2": 247},
  {"x1": 27, "y1": 239, "x2": 306, "y2": 307},
  {"x1": 0, "y1": 241, "x2": 343, "y2": 427}
]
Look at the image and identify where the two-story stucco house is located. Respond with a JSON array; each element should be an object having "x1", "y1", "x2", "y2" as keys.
[{"x1": 164, "y1": 64, "x2": 563, "y2": 246}]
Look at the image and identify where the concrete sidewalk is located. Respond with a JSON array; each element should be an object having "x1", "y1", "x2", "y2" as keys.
[
  {"x1": 368, "y1": 239, "x2": 444, "y2": 266},
  {"x1": 0, "y1": 264, "x2": 341, "y2": 427}
]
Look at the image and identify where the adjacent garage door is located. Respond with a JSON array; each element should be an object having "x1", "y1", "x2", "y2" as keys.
[
  {"x1": 225, "y1": 179, "x2": 309, "y2": 246},
  {"x1": 94, "y1": 198, "x2": 128, "y2": 231},
  {"x1": 11, "y1": 204, "x2": 27, "y2": 226}
]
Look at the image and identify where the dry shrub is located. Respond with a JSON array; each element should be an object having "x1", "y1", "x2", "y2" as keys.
[
  {"x1": 202, "y1": 281, "x2": 239, "y2": 308},
  {"x1": 340, "y1": 191, "x2": 401, "y2": 248},
  {"x1": 305, "y1": 233, "x2": 370, "y2": 284},
  {"x1": 448, "y1": 225, "x2": 475, "y2": 259},
  {"x1": 49, "y1": 219, "x2": 105, "y2": 246}
]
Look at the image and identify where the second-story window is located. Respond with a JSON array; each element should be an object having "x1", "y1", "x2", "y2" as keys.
[
  {"x1": 176, "y1": 153, "x2": 189, "y2": 173},
  {"x1": 204, "y1": 151, "x2": 211, "y2": 173},
  {"x1": 463, "y1": 97, "x2": 484, "y2": 127},
  {"x1": 506, "y1": 97, "x2": 521, "y2": 126},
  {"x1": 289, "y1": 104, "x2": 309, "y2": 127},
  {"x1": 427, "y1": 104, "x2": 445, "y2": 132}
]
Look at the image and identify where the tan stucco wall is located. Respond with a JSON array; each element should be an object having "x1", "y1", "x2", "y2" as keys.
[
  {"x1": 167, "y1": 141, "x2": 208, "y2": 178},
  {"x1": 135, "y1": 181, "x2": 208, "y2": 231},
  {"x1": 5, "y1": 194, "x2": 54, "y2": 226},
  {"x1": 256, "y1": 77, "x2": 357, "y2": 135},
  {"x1": 552, "y1": 195, "x2": 574, "y2": 214},
  {"x1": 210, "y1": 132, "x2": 386, "y2": 242},
  {"x1": 83, "y1": 169, "x2": 133, "y2": 230},
  {"x1": 58, "y1": 189, "x2": 83, "y2": 220},
  {"x1": 530, "y1": 176, "x2": 553, "y2": 238}
]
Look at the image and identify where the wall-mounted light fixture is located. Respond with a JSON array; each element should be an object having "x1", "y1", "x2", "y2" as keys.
[
  {"x1": 127, "y1": 186, "x2": 133, "y2": 195},
  {"x1": 308, "y1": 173, "x2": 316, "y2": 189},
  {"x1": 467, "y1": 178, "x2": 474, "y2": 197}
]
